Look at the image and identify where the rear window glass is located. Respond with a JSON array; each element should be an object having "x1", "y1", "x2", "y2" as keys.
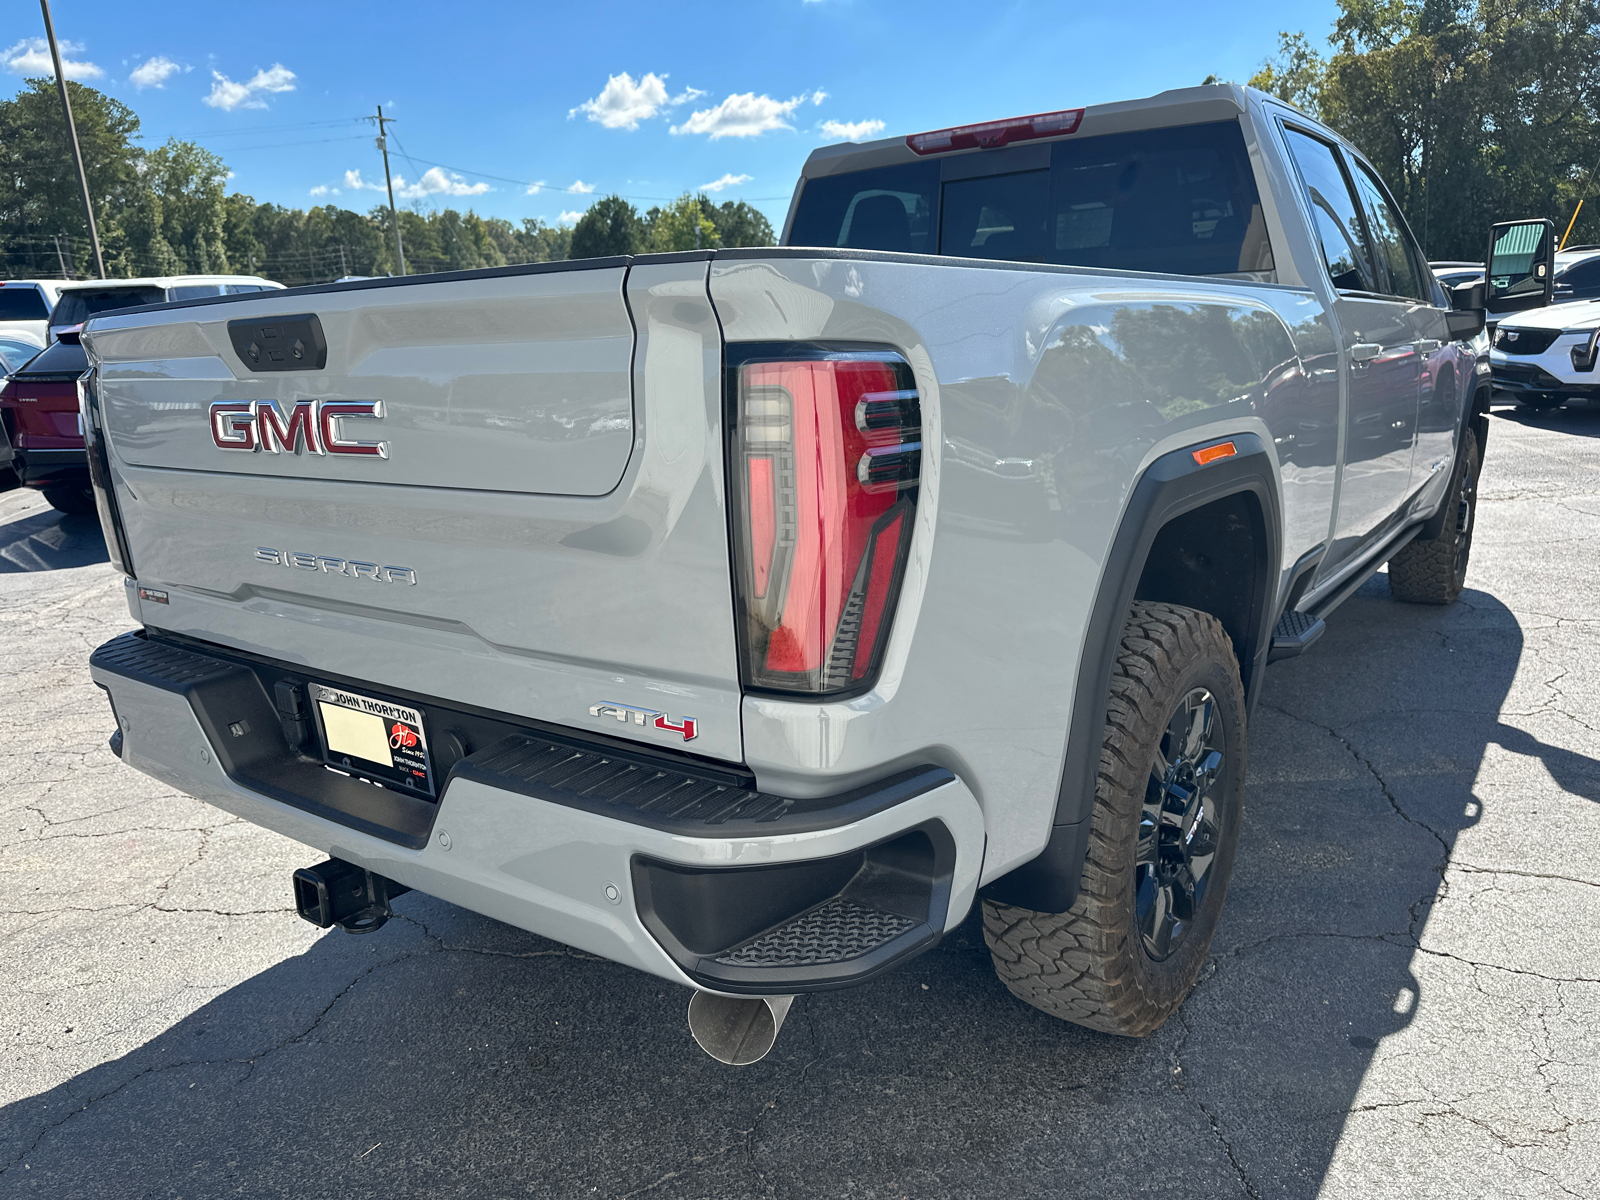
[
  {"x1": 11, "y1": 338, "x2": 86, "y2": 377},
  {"x1": 0, "y1": 287, "x2": 50, "y2": 321},
  {"x1": 51, "y1": 286, "x2": 167, "y2": 327},
  {"x1": 788, "y1": 120, "x2": 1274, "y2": 277},
  {"x1": 787, "y1": 161, "x2": 940, "y2": 255},
  {"x1": 170, "y1": 284, "x2": 223, "y2": 300}
]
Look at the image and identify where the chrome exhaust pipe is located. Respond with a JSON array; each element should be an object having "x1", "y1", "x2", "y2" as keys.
[{"x1": 686, "y1": 992, "x2": 795, "y2": 1066}]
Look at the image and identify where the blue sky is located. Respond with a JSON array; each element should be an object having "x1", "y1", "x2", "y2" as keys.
[{"x1": 6, "y1": 0, "x2": 1341, "y2": 231}]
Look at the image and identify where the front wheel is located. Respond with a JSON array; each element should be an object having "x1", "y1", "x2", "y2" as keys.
[
  {"x1": 983, "y1": 601, "x2": 1247, "y2": 1037},
  {"x1": 1387, "y1": 425, "x2": 1479, "y2": 605}
]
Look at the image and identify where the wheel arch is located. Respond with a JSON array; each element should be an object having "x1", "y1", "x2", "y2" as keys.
[{"x1": 981, "y1": 432, "x2": 1281, "y2": 912}]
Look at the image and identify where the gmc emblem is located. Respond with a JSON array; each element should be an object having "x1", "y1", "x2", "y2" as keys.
[
  {"x1": 209, "y1": 399, "x2": 387, "y2": 458},
  {"x1": 589, "y1": 702, "x2": 698, "y2": 742}
]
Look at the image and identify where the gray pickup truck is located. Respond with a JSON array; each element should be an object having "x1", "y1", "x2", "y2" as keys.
[{"x1": 81, "y1": 84, "x2": 1515, "y2": 1064}]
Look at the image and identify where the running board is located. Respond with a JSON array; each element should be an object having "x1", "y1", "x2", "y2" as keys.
[{"x1": 1267, "y1": 610, "x2": 1326, "y2": 663}]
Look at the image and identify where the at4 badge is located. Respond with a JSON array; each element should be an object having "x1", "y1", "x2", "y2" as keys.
[{"x1": 589, "y1": 702, "x2": 698, "y2": 741}]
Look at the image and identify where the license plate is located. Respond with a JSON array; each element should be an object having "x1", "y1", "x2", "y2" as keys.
[{"x1": 310, "y1": 683, "x2": 435, "y2": 797}]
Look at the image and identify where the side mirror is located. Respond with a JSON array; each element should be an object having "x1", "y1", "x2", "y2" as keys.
[
  {"x1": 1444, "y1": 279, "x2": 1485, "y2": 342},
  {"x1": 1485, "y1": 218, "x2": 1556, "y2": 313}
]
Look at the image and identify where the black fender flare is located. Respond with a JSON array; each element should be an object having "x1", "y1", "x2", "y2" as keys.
[
  {"x1": 982, "y1": 432, "x2": 1282, "y2": 913},
  {"x1": 1418, "y1": 371, "x2": 1491, "y2": 542}
]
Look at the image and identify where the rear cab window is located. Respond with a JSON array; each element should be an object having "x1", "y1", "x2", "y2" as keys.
[
  {"x1": 787, "y1": 119, "x2": 1275, "y2": 278},
  {"x1": 50, "y1": 286, "x2": 168, "y2": 327},
  {"x1": 0, "y1": 286, "x2": 50, "y2": 322}
]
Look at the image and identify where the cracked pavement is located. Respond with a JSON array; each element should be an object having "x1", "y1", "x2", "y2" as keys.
[{"x1": 3, "y1": 403, "x2": 1600, "y2": 1198}]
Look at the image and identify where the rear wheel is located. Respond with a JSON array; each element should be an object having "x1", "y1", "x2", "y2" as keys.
[
  {"x1": 1387, "y1": 426, "x2": 1479, "y2": 605},
  {"x1": 42, "y1": 485, "x2": 95, "y2": 515},
  {"x1": 983, "y1": 602, "x2": 1246, "y2": 1037}
]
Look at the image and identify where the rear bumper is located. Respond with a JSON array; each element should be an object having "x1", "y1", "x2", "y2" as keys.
[
  {"x1": 90, "y1": 631, "x2": 984, "y2": 995},
  {"x1": 15, "y1": 447, "x2": 88, "y2": 489}
]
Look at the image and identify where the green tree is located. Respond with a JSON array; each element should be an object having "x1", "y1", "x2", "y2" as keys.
[
  {"x1": 571, "y1": 195, "x2": 645, "y2": 257},
  {"x1": 0, "y1": 79, "x2": 143, "y2": 277},
  {"x1": 144, "y1": 139, "x2": 230, "y2": 274},
  {"x1": 645, "y1": 193, "x2": 721, "y2": 252},
  {"x1": 710, "y1": 200, "x2": 775, "y2": 248}
]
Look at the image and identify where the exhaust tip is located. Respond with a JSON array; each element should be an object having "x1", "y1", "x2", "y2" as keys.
[{"x1": 686, "y1": 992, "x2": 794, "y2": 1066}]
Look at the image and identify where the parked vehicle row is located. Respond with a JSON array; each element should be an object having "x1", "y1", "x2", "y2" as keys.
[{"x1": 0, "y1": 275, "x2": 282, "y2": 509}]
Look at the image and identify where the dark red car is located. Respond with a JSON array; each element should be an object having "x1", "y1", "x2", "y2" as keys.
[{"x1": 0, "y1": 333, "x2": 95, "y2": 512}]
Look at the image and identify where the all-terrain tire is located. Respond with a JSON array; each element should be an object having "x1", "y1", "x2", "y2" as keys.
[
  {"x1": 982, "y1": 601, "x2": 1247, "y2": 1037},
  {"x1": 42, "y1": 485, "x2": 96, "y2": 515},
  {"x1": 1387, "y1": 426, "x2": 1480, "y2": 605}
]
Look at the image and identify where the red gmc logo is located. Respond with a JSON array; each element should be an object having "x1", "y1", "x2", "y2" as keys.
[{"x1": 209, "y1": 399, "x2": 387, "y2": 458}]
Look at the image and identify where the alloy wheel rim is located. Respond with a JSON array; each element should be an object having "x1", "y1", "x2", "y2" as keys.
[{"x1": 1135, "y1": 687, "x2": 1225, "y2": 961}]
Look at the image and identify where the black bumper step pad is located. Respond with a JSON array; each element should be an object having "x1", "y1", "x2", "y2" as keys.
[{"x1": 714, "y1": 898, "x2": 918, "y2": 968}]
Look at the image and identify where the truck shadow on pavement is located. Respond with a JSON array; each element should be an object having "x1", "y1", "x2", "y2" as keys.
[
  {"x1": 0, "y1": 506, "x2": 107, "y2": 573},
  {"x1": 3, "y1": 578, "x2": 1592, "y2": 1199}
]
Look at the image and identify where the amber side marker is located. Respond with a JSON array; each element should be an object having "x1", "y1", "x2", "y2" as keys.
[{"x1": 1192, "y1": 441, "x2": 1237, "y2": 467}]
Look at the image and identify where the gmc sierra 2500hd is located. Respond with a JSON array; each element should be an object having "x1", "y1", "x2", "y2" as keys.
[{"x1": 82, "y1": 84, "x2": 1516, "y2": 1065}]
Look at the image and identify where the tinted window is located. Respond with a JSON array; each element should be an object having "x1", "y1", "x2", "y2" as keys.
[
  {"x1": 11, "y1": 338, "x2": 86, "y2": 378},
  {"x1": 0, "y1": 337, "x2": 40, "y2": 371},
  {"x1": 787, "y1": 162, "x2": 940, "y2": 254},
  {"x1": 51, "y1": 286, "x2": 166, "y2": 327},
  {"x1": 0, "y1": 287, "x2": 50, "y2": 321},
  {"x1": 225, "y1": 283, "x2": 265, "y2": 294},
  {"x1": 940, "y1": 170, "x2": 1051, "y2": 261},
  {"x1": 1044, "y1": 122, "x2": 1274, "y2": 275},
  {"x1": 1558, "y1": 258, "x2": 1600, "y2": 297},
  {"x1": 1351, "y1": 162, "x2": 1425, "y2": 300},
  {"x1": 1284, "y1": 129, "x2": 1376, "y2": 293},
  {"x1": 170, "y1": 284, "x2": 223, "y2": 300}
]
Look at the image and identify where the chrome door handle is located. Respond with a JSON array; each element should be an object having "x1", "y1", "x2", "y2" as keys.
[
  {"x1": 1350, "y1": 342, "x2": 1383, "y2": 362},
  {"x1": 1415, "y1": 339, "x2": 1442, "y2": 353}
]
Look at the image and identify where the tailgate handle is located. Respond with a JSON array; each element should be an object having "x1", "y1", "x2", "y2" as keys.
[{"x1": 228, "y1": 313, "x2": 328, "y2": 372}]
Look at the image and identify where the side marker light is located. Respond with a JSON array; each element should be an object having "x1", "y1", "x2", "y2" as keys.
[{"x1": 1192, "y1": 441, "x2": 1237, "y2": 467}]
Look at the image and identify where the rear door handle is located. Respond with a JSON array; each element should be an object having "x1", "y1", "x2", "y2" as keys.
[{"x1": 1350, "y1": 342, "x2": 1383, "y2": 363}]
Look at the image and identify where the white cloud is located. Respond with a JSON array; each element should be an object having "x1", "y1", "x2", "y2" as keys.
[
  {"x1": 701, "y1": 172, "x2": 752, "y2": 193},
  {"x1": 2, "y1": 38, "x2": 102, "y2": 80},
  {"x1": 812, "y1": 90, "x2": 829, "y2": 105},
  {"x1": 558, "y1": 210, "x2": 587, "y2": 225},
  {"x1": 204, "y1": 63, "x2": 296, "y2": 111},
  {"x1": 129, "y1": 55, "x2": 180, "y2": 88},
  {"x1": 525, "y1": 180, "x2": 548, "y2": 195},
  {"x1": 344, "y1": 169, "x2": 384, "y2": 191},
  {"x1": 568, "y1": 179, "x2": 595, "y2": 194},
  {"x1": 309, "y1": 185, "x2": 330, "y2": 196},
  {"x1": 819, "y1": 118, "x2": 886, "y2": 142},
  {"x1": 673, "y1": 92, "x2": 808, "y2": 139},
  {"x1": 395, "y1": 167, "x2": 491, "y2": 200},
  {"x1": 570, "y1": 71, "x2": 705, "y2": 129}
]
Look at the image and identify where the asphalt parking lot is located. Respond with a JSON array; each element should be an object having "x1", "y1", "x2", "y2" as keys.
[{"x1": 3, "y1": 404, "x2": 1599, "y2": 1199}]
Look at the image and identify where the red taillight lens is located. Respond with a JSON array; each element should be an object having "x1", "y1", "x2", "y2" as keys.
[{"x1": 730, "y1": 351, "x2": 921, "y2": 695}]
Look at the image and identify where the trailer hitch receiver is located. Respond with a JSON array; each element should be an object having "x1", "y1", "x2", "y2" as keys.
[{"x1": 293, "y1": 858, "x2": 411, "y2": 934}]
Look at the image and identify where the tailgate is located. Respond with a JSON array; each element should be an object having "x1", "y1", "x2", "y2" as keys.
[{"x1": 83, "y1": 260, "x2": 744, "y2": 761}]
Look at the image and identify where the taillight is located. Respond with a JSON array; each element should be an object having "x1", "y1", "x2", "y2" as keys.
[{"x1": 729, "y1": 348, "x2": 921, "y2": 695}]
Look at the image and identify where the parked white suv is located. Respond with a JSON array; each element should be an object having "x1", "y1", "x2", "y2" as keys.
[{"x1": 0, "y1": 280, "x2": 66, "y2": 349}]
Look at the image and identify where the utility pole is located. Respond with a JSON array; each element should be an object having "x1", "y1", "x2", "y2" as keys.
[
  {"x1": 52, "y1": 233, "x2": 69, "y2": 279},
  {"x1": 338, "y1": 242, "x2": 349, "y2": 278},
  {"x1": 374, "y1": 107, "x2": 406, "y2": 275},
  {"x1": 39, "y1": 0, "x2": 104, "y2": 279}
]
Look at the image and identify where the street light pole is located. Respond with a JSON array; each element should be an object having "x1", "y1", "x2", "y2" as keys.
[
  {"x1": 39, "y1": 0, "x2": 104, "y2": 279},
  {"x1": 374, "y1": 106, "x2": 406, "y2": 275}
]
